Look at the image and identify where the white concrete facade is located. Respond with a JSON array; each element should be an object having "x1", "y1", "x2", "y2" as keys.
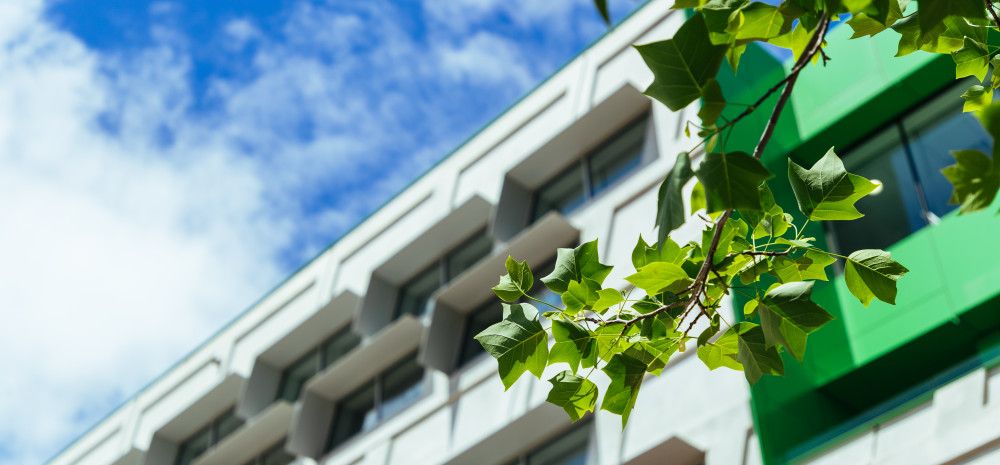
[{"x1": 47, "y1": 1, "x2": 1000, "y2": 465}]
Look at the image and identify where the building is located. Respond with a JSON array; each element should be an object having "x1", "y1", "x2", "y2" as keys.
[{"x1": 48, "y1": 1, "x2": 1000, "y2": 465}]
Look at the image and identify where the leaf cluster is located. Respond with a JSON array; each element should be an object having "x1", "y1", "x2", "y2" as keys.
[{"x1": 477, "y1": 148, "x2": 907, "y2": 426}]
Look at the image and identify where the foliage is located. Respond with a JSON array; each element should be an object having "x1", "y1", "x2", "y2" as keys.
[{"x1": 475, "y1": 0, "x2": 1000, "y2": 427}]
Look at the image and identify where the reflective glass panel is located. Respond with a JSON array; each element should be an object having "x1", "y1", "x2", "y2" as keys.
[
  {"x1": 322, "y1": 329, "x2": 361, "y2": 369},
  {"x1": 379, "y1": 355, "x2": 425, "y2": 420},
  {"x1": 902, "y1": 87, "x2": 993, "y2": 218},
  {"x1": 446, "y1": 231, "x2": 493, "y2": 280},
  {"x1": 327, "y1": 382, "x2": 377, "y2": 451},
  {"x1": 528, "y1": 425, "x2": 590, "y2": 465},
  {"x1": 260, "y1": 444, "x2": 295, "y2": 465},
  {"x1": 830, "y1": 128, "x2": 922, "y2": 252},
  {"x1": 214, "y1": 410, "x2": 244, "y2": 442},
  {"x1": 396, "y1": 267, "x2": 440, "y2": 318},
  {"x1": 532, "y1": 163, "x2": 586, "y2": 221},
  {"x1": 175, "y1": 427, "x2": 211, "y2": 465},
  {"x1": 589, "y1": 117, "x2": 647, "y2": 195},
  {"x1": 278, "y1": 350, "x2": 321, "y2": 402},
  {"x1": 458, "y1": 300, "x2": 503, "y2": 367}
]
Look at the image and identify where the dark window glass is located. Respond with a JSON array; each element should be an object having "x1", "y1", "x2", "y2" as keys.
[
  {"x1": 175, "y1": 409, "x2": 244, "y2": 465},
  {"x1": 260, "y1": 444, "x2": 295, "y2": 465},
  {"x1": 175, "y1": 428, "x2": 211, "y2": 465},
  {"x1": 327, "y1": 383, "x2": 377, "y2": 451},
  {"x1": 531, "y1": 114, "x2": 650, "y2": 222},
  {"x1": 528, "y1": 424, "x2": 591, "y2": 465},
  {"x1": 533, "y1": 163, "x2": 587, "y2": 221},
  {"x1": 278, "y1": 350, "x2": 321, "y2": 402},
  {"x1": 379, "y1": 356, "x2": 426, "y2": 420},
  {"x1": 830, "y1": 82, "x2": 995, "y2": 253},
  {"x1": 458, "y1": 300, "x2": 503, "y2": 366},
  {"x1": 446, "y1": 231, "x2": 494, "y2": 280},
  {"x1": 396, "y1": 267, "x2": 440, "y2": 318},
  {"x1": 214, "y1": 410, "x2": 244, "y2": 442},
  {"x1": 902, "y1": 90, "x2": 993, "y2": 218},
  {"x1": 528, "y1": 258, "x2": 561, "y2": 310},
  {"x1": 831, "y1": 128, "x2": 921, "y2": 252},
  {"x1": 322, "y1": 330, "x2": 361, "y2": 369},
  {"x1": 589, "y1": 118, "x2": 647, "y2": 195},
  {"x1": 326, "y1": 354, "x2": 425, "y2": 451}
]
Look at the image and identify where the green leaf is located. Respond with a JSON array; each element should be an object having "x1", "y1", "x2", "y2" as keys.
[
  {"x1": 593, "y1": 288, "x2": 625, "y2": 311},
  {"x1": 656, "y1": 152, "x2": 695, "y2": 244},
  {"x1": 697, "y1": 326, "x2": 742, "y2": 371},
  {"x1": 594, "y1": 0, "x2": 611, "y2": 24},
  {"x1": 758, "y1": 281, "x2": 834, "y2": 360},
  {"x1": 941, "y1": 150, "x2": 999, "y2": 213},
  {"x1": 734, "y1": 2, "x2": 790, "y2": 40},
  {"x1": 698, "y1": 79, "x2": 727, "y2": 127},
  {"x1": 632, "y1": 235, "x2": 685, "y2": 270},
  {"x1": 562, "y1": 278, "x2": 600, "y2": 315},
  {"x1": 844, "y1": 249, "x2": 909, "y2": 306},
  {"x1": 547, "y1": 371, "x2": 599, "y2": 421},
  {"x1": 542, "y1": 239, "x2": 613, "y2": 293},
  {"x1": 846, "y1": 0, "x2": 904, "y2": 38},
  {"x1": 771, "y1": 250, "x2": 836, "y2": 283},
  {"x1": 636, "y1": 14, "x2": 728, "y2": 111},
  {"x1": 695, "y1": 151, "x2": 773, "y2": 212},
  {"x1": 691, "y1": 181, "x2": 707, "y2": 214},
  {"x1": 550, "y1": 320, "x2": 598, "y2": 372},
  {"x1": 917, "y1": 0, "x2": 985, "y2": 36},
  {"x1": 952, "y1": 38, "x2": 990, "y2": 81},
  {"x1": 475, "y1": 303, "x2": 549, "y2": 390},
  {"x1": 788, "y1": 148, "x2": 878, "y2": 220},
  {"x1": 734, "y1": 322, "x2": 784, "y2": 384},
  {"x1": 770, "y1": 23, "x2": 813, "y2": 60},
  {"x1": 626, "y1": 262, "x2": 692, "y2": 295},
  {"x1": 961, "y1": 85, "x2": 993, "y2": 113},
  {"x1": 601, "y1": 353, "x2": 647, "y2": 426},
  {"x1": 492, "y1": 256, "x2": 534, "y2": 302}
]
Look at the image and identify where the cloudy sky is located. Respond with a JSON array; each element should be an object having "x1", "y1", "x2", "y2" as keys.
[{"x1": 0, "y1": 0, "x2": 644, "y2": 463}]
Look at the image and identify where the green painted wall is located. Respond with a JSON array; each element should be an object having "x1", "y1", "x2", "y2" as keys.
[{"x1": 714, "y1": 21, "x2": 1000, "y2": 465}]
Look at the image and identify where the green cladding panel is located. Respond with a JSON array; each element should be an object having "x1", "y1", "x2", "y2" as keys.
[{"x1": 714, "y1": 21, "x2": 1000, "y2": 465}]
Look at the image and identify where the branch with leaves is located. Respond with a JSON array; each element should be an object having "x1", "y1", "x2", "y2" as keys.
[{"x1": 475, "y1": 0, "x2": 1000, "y2": 427}]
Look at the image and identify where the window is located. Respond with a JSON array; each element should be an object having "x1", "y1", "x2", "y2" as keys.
[
  {"x1": 458, "y1": 300, "x2": 503, "y2": 367},
  {"x1": 175, "y1": 409, "x2": 244, "y2": 465},
  {"x1": 505, "y1": 423, "x2": 591, "y2": 465},
  {"x1": 395, "y1": 229, "x2": 494, "y2": 319},
  {"x1": 532, "y1": 115, "x2": 649, "y2": 221},
  {"x1": 240, "y1": 441, "x2": 295, "y2": 465},
  {"x1": 829, "y1": 84, "x2": 992, "y2": 253},
  {"x1": 277, "y1": 327, "x2": 361, "y2": 402},
  {"x1": 456, "y1": 257, "x2": 558, "y2": 369},
  {"x1": 325, "y1": 353, "x2": 426, "y2": 451}
]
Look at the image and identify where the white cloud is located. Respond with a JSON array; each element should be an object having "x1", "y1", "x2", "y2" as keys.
[
  {"x1": 0, "y1": 0, "x2": 625, "y2": 462},
  {"x1": 437, "y1": 31, "x2": 535, "y2": 89}
]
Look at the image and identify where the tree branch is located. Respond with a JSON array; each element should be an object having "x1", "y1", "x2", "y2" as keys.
[
  {"x1": 679, "y1": 14, "x2": 831, "y2": 333},
  {"x1": 987, "y1": 0, "x2": 1000, "y2": 31}
]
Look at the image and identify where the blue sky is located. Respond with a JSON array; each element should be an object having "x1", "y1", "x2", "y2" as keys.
[{"x1": 0, "y1": 0, "x2": 641, "y2": 463}]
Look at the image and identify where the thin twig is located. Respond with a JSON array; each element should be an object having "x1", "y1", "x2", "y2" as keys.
[{"x1": 987, "y1": 0, "x2": 1000, "y2": 30}]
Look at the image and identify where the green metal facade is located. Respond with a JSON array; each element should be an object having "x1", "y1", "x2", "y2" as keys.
[{"x1": 717, "y1": 22, "x2": 1000, "y2": 465}]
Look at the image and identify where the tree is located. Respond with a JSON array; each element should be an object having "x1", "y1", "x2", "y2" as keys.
[{"x1": 476, "y1": 0, "x2": 1000, "y2": 426}]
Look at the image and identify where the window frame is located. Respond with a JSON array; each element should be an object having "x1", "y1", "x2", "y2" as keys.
[
  {"x1": 174, "y1": 408, "x2": 244, "y2": 465},
  {"x1": 455, "y1": 255, "x2": 560, "y2": 371},
  {"x1": 276, "y1": 325, "x2": 361, "y2": 402},
  {"x1": 826, "y1": 80, "x2": 983, "y2": 256},
  {"x1": 239, "y1": 440, "x2": 295, "y2": 465},
  {"x1": 529, "y1": 113, "x2": 651, "y2": 221},
  {"x1": 504, "y1": 421, "x2": 592, "y2": 465},
  {"x1": 324, "y1": 352, "x2": 428, "y2": 453},
  {"x1": 393, "y1": 228, "x2": 494, "y2": 320}
]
